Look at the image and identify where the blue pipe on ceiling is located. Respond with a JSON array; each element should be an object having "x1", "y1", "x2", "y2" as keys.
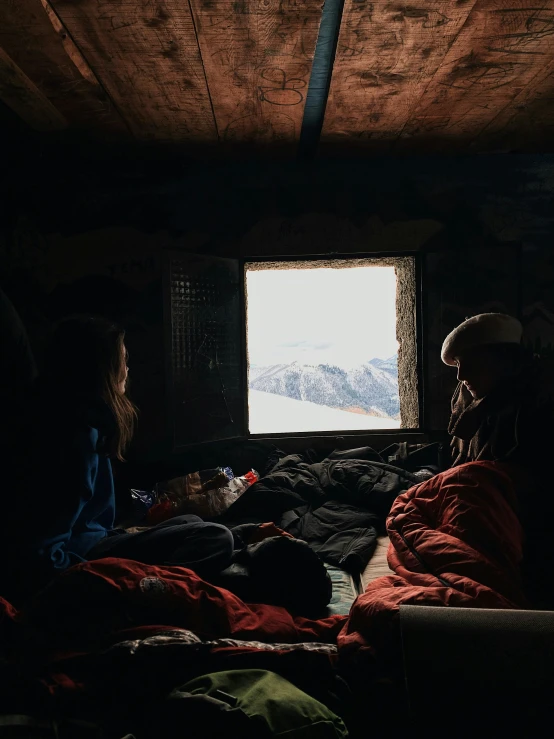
[{"x1": 298, "y1": 0, "x2": 346, "y2": 160}]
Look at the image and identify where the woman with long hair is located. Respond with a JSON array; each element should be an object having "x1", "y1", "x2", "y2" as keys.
[{"x1": 4, "y1": 315, "x2": 233, "y2": 600}]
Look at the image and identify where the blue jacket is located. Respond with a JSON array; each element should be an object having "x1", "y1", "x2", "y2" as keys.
[
  {"x1": 34, "y1": 424, "x2": 115, "y2": 570},
  {"x1": 5, "y1": 398, "x2": 116, "y2": 593}
]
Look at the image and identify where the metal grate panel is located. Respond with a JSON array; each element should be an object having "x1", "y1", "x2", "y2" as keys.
[{"x1": 167, "y1": 254, "x2": 244, "y2": 447}]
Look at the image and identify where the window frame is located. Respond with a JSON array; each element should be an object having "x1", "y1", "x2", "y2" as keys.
[{"x1": 241, "y1": 251, "x2": 425, "y2": 440}]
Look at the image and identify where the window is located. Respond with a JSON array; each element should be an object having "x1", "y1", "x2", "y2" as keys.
[
  {"x1": 246, "y1": 259, "x2": 418, "y2": 434},
  {"x1": 165, "y1": 253, "x2": 418, "y2": 449}
]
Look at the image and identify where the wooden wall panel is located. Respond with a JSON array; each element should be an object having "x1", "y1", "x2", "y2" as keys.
[
  {"x1": 397, "y1": 1, "x2": 554, "y2": 150},
  {"x1": 51, "y1": 0, "x2": 217, "y2": 142},
  {"x1": 321, "y1": 1, "x2": 479, "y2": 147},
  {"x1": 189, "y1": 0, "x2": 324, "y2": 144},
  {"x1": 0, "y1": 0, "x2": 126, "y2": 135},
  {"x1": 522, "y1": 245, "x2": 554, "y2": 358}
]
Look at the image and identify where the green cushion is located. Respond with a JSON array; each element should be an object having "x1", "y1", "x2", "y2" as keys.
[{"x1": 183, "y1": 669, "x2": 348, "y2": 738}]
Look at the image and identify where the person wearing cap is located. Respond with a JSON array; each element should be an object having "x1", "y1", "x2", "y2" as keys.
[
  {"x1": 441, "y1": 312, "x2": 550, "y2": 467},
  {"x1": 442, "y1": 313, "x2": 554, "y2": 608}
]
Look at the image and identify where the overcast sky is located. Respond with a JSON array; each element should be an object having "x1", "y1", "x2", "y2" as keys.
[{"x1": 246, "y1": 266, "x2": 398, "y2": 368}]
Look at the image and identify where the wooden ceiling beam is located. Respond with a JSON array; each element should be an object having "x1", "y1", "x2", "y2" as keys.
[
  {"x1": 39, "y1": 0, "x2": 99, "y2": 88},
  {"x1": 395, "y1": 0, "x2": 554, "y2": 152},
  {"x1": 0, "y1": 45, "x2": 67, "y2": 130},
  {"x1": 50, "y1": 0, "x2": 217, "y2": 142},
  {"x1": 0, "y1": 0, "x2": 127, "y2": 136},
  {"x1": 321, "y1": 1, "x2": 479, "y2": 149},
  {"x1": 188, "y1": 0, "x2": 324, "y2": 145}
]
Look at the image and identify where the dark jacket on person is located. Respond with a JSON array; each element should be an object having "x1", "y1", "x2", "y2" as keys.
[
  {"x1": 448, "y1": 356, "x2": 554, "y2": 608},
  {"x1": 448, "y1": 357, "x2": 554, "y2": 468}
]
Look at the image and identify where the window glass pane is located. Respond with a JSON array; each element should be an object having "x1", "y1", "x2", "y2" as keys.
[{"x1": 246, "y1": 262, "x2": 403, "y2": 434}]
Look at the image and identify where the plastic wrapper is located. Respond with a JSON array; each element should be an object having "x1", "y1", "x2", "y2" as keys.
[
  {"x1": 147, "y1": 468, "x2": 259, "y2": 523},
  {"x1": 129, "y1": 489, "x2": 157, "y2": 523}
]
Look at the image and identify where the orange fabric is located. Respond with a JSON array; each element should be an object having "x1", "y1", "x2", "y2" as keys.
[
  {"x1": 339, "y1": 462, "x2": 527, "y2": 656},
  {"x1": 22, "y1": 557, "x2": 345, "y2": 652}
]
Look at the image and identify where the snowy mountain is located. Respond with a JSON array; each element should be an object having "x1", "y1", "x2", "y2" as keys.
[
  {"x1": 249, "y1": 356, "x2": 399, "y2": 419},
  {"x1": 368, "y1": 355, "x2": 398, "y2": 376}
]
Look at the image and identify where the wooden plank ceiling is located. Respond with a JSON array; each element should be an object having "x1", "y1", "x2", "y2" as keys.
[
  {"x1": 0, "y1": 0, "x2": 126, "y2": 134},
  {"x1": 1, "y1": 0, "x2": 554, "y2": 152}
]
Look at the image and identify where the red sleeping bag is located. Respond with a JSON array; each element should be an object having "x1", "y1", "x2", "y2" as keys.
[
  {"x1": 0, "y1": 564, "x2": 345, "y2": 705},
  {"x1": 339, "y1": 461, "x2": 528, "y2": 657},
  {"x1": 13, "y1": 557, "x2": 345, "y2": 654},
  {"x1": 0, "y1": 461, "x2": 528, "y2": 681}
]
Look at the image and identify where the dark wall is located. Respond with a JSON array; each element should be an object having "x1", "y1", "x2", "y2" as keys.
[{"x1": 2, "y1": 146, "x2": 554, "y2": 469}]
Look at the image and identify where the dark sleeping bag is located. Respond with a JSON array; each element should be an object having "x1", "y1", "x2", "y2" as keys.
[
  {"x1": 223, "y1": 452, "x2": 420, "y2": 575},
  {"x1": 280, "y1": 501, "x2": 379, "y2": 574}
]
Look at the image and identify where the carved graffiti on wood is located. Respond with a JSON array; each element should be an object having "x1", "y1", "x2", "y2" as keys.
[{"x1": 190, "y1": 0, "x2": 323, "y2": 143}]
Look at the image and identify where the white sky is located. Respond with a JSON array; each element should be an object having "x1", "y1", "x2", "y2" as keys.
[{"x1": 246, "y1": 265, "x2": 398, "y2": 368}]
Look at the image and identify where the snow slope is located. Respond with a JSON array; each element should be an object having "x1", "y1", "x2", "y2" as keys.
[{"x1": 249, "y1": 389, "x2": 401, "y2": 434}]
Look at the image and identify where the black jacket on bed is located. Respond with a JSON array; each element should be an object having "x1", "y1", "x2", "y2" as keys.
[{"x1": 222, "y1": 449, "x2": 420, "y2": 575}]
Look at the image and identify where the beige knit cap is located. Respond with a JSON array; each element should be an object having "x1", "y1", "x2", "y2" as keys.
[{"x1": 441, "y1": 313, "x2": 523, "y2": 366}]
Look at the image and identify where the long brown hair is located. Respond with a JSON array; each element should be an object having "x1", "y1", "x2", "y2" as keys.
[{"x1": 41, "y1": 315, "x2": 138, "y2": 460}]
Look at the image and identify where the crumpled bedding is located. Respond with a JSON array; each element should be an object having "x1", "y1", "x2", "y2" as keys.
[
  {"x1": 85, "y1": 628, "x2": 341, "y2": 705},
  {"x1": 0, "y1": 627, "x2": 346, "y2": 733},
  {"x1": 0, "y1": 460, "x2": 529, "y2": 722},
  {"x1": 222, "y1": 449, "x2": 420, "y2": 574},
  {"x1": 338, "y1": 461, "x2": 527, "y2": 658},
  {"x1": 13, "y1": 557, "x2": 345, "y2": 655},
  {"x1": 0, "y1": 559, "x2": 347, "y2": 724}
]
